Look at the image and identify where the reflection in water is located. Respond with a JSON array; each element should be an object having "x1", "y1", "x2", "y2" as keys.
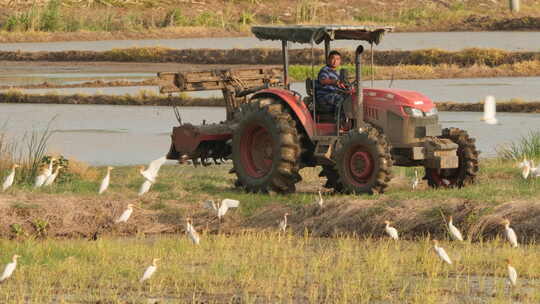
[{"x1": 0, "y1": 104, "x2": 539, "y2": 165}]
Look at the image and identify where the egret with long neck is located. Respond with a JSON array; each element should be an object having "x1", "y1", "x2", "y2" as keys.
[
  {"x1": 99, "y1": 166, "x2": 114, "y2": 194},
  {"x1": 2, "y1": 164, "x2": 19, "y2": 192},
  {"x1": 0, "y1": 254, "x2": 20, "y2": 282},
  {"x1": 501, "y1": 219, "x2": 518, "y2": 248}
]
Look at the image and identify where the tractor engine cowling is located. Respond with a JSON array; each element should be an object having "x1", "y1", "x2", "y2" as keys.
[{"x1": 361, "y1": 88, "x2": 458, "y2": 169}]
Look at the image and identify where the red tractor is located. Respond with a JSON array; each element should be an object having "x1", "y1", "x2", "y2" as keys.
[{"x1": 159, "y1": 25, "x2": 479, "y2": 194}]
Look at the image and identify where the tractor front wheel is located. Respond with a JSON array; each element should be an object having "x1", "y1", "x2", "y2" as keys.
[
  {"x1": 231, "y1": 97, "x2": 301, "y2": 194},
  {"x1": 425, "y1": 127, "x2": 479, "y2": 188},
  {"x1": 331, "y1": 126, "x2": 393, "y2": 194}
]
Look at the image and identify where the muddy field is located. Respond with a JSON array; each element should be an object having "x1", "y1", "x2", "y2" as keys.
[{"x1": 2, "y1": 47, "x2": 539, "y2": 66}]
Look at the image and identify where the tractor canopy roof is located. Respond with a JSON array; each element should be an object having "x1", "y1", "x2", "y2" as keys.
[{"x1": 251, "y1": 25, "x2": 393, "y2": 45}]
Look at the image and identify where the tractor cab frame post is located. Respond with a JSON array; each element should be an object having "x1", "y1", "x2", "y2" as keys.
[
  {"x1": 281, "y1": 40, "x2": 290, "y2": 90},
  {"x1": 355, "y1": 45, "x2": 365, "y2": 128}
]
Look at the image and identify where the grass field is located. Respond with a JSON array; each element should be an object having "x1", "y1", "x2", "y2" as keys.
[
  {"x1": 0, "y1": 233, "x2": 539, "y2": 303},
  {"x1": 0, "y1": 0, "x2": 540, "y2": 42}
]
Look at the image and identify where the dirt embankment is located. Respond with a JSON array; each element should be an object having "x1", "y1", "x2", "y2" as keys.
[
  {"x1": 437, "y1": 101, "x2": 540, "y2": 113},
  {"x1": 2, "y1": 193, "x2": 539, "y2": 242},
  {"x1": 3, "y1": 92, "x2": 540, "y2": 113},
  {"x1": 0, "y1": 92, "x2": 223, "y2": 107},
  {"x1": 1, "y1": 48, "x2": 539, "y2": 66},
  {"x1": 0, "y1": 79, "x2": 157, "y2": 90}
]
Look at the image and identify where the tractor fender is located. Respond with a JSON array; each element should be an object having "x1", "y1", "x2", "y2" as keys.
[{"x1": 251, "y1": 88, "x2": 316, "y2": 139}]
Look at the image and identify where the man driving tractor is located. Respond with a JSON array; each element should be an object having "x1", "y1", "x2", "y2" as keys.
[{"x1": 316, "y1": 50, "x2": 348, "y2": 116}]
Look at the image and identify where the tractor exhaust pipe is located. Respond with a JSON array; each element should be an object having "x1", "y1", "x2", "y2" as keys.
[{"x1": 355, "y1": 45, "x2": 365, "y2": 128}]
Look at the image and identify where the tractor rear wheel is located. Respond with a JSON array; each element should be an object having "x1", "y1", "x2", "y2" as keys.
[
  {"x1": 425, "y1": 127, "x2": 479, "y2": 188},
  {"x1": 330, "y1": 126, "x2": 393, "y2": 194},
  {"x1": 232, "y1": 97, "x2": 301, "y2": 194}
]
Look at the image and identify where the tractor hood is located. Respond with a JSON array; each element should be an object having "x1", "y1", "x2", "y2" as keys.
[{"x1": 364, "y1": 88, "x2": 436, "y2": 112}]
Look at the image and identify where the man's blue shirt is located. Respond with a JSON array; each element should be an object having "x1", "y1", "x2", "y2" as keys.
[{"x1": 316, "y1": 65, "x2": 340, "y2": 100}]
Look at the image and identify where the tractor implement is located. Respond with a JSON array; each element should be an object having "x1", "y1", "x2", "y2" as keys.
[
  {"x1": 159, "y1": 25, "x2": 479, "y2": 193},
  {"x1": 158, "y1": 66, "x2": 283, "y2": 166}
]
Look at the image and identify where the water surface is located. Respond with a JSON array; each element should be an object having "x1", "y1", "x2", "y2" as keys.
[
  {"x1": 0, "y1": 104, "x2": 538, "y2": 165},
  {"x1": 2, "y1": 32, "x2": 540, "y2": 52}
]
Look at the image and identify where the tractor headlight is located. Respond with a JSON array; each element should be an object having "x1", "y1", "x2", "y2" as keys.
[
  {"x1": 425, "y1": 107, "x2": 438, "y2": 116},
  {"x1": 403, "y1": 106, "x2": 424, "y2": 117}
]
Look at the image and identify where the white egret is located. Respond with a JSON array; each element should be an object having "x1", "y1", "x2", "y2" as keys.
[
  {"x1": 316, "y1": 190, "x2": 324, "y2": 208},
  {"x1": 384, "y1": 220, "x2": 399, "y2": 240},
  {"x1": 482, "y1": 95, "x2": 498, "y2": 125},
  {"x1": 448, "y1": 216, "x2": 464, "y2": 241},
  {"x1": 279, "y1": 213, "x2": 289, "y2": 232},
  {"x1": 0, "y1": 254, "x2": 20, "y2": 282},
  {"x1": 501, "y1": 219, "x2": 518, "y2": 248},
  {"x1": 115, "y1": 204, "x2": 134, "y2": 223},
  {"x1": 433, "y1": 240, "x2": 452, "y2": 265},
  {"x1": 521, "y1": 162, "x2": 531, "y2": 179},
  {"x1": 529, "y1": 160, "x2": 539, "y2": 177},
  {"x1": 34, "y1": 167, "x2": 48, "y2": 188},
  {"x1": 140, "y1": 258, "x2": 160, "y2": 283},
  {"x1": 44, "y1": 166, "x2": 62, "y2": 186},
  {"x1": 138, "y1": 180, "x2": 153, "y2": 196},
  {"x1": 2, "y1": 164, "x2": 19, "y2": 192},
  {"x1": 98, "y1": 166, "x2": 114, "y2": 194},
  {"x1": 186, "y1": 218, "x2": 200, "y2": 245},
  {"x1": 506, "y1": 258, "x2": 518, "y2": 287},
  {"x1": 139, "y1": 156, "x2": 167, "y2": 183},
  {"x1": 411, "y1": 169, "x2": 419, "y2": 190},
  {"x1": 46, "y1": 158, "x2": 55, "y2": 175},
  {"x1": 517, "y1": 158, "x2": 529, "y2": 168},
  {"x1": 204, "y1": 198, "x2": 240, "y2": 220}
]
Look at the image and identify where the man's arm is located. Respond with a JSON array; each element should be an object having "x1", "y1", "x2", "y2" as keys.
[{"x1": 320, "y1": 78, "x2": 340, "y2": 85}]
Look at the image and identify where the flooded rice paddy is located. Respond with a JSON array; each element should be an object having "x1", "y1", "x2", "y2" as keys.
[
  {"x1": 2, "y1": 32, "x2": 540, "y2": 52},
  {"x1": 1, "y1": 103, "x2": 538, "y2": 165}
]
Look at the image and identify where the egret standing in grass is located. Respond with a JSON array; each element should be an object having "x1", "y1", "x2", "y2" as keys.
[
  {"x1": 279, "y1": 213, "x2": 289, "y2": 232},
  {"x1": 204, "y1": 199, "x2": 240, "y2": 220},
  {"x1": 2, "y1": 164, "x2": 19, "y2": 192},
  {"x1": 506, "y1": 258, "x2": 518, "y2": 287},
  {"x1": 44, "y1": 165, "x2": 62, "y2": 186},
  {"x1": 0, "y1": 254, "x2": 20, "y2": 282},
  {"x1": 433, "y1": 240, "x2": 452, "y2": 265},
  {"x1": 519, "y1": 159, "x2": 531, "y2": 179},
  {"x1": 99, "y1": 166, "x2": 114, "y2": 194},
  {"x1": 482, "y1": 95, "x2": 498, "y2": 125},
  {"x1": 140, "y1": 258, "x2": 160, "y2": 283},
  {"x1": 34, "y1": 166, "x2": 48, "y2": 188},
  {"x1": 115, "y1": 204, "x2": 134, "y2": 223},
  {"x1": 529, "y1": 160, "x2": 539, "y2": 178},
  {"x1": 501, "y1": 219, "x2": 518, "y2": 248},
  {"x1": 137, "y1": 156, "x2": 167, "y2": 195},
  {"x1": 186, "y1": 218, "x2": 200, "y2": 245},
  {"x1": 411, "y1": 169, "x2": 419, "y2": 190},
  {"x1": 384, "y1": 220, "x2": 399, "y2": 240},
  {"x1": 44, "y1": 158, "x2": 55, "y2": 178},
  {"x1": 448, "y1": 216, "x2": 464, "y2": 241}
]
